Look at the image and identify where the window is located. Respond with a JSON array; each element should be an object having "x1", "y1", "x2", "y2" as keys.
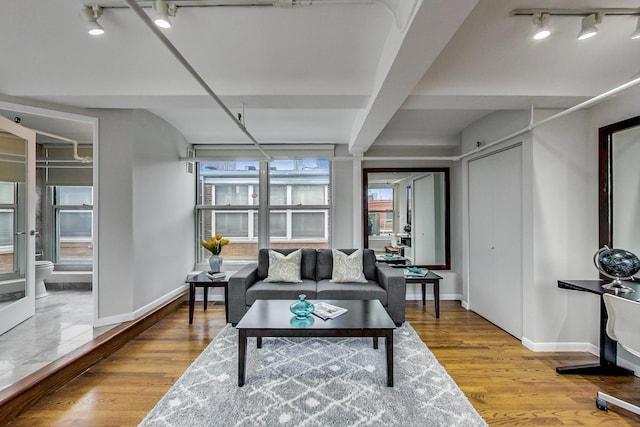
[
  {"x1": 0, "y1": 182, "x2": 16, "y2": 275},
  {"x1": 367, "y1": 187, "x2": 394, "y2": 236},
  {"x1": 196, "y1": 160, "x2": 330, "y2": 262},
  {"x1": 52, "y1": 186, "x2": 93, "y2": 266}
]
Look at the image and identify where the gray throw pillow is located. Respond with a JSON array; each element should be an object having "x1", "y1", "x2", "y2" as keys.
[
  {"x1": 264, "y1": 249, "x2": 302, "y2": 283},
  {"x1": 331, "y1": 249, "x2": 368, "y2": 283}
]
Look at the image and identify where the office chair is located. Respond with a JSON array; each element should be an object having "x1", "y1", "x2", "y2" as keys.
[{"x1": 595, "y1": 293, "x2": 640, "y2": 414}]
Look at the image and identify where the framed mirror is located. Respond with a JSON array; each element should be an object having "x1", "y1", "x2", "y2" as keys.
[
  {"x1": 598, "y1": 115, "x2": 640, "y2": 256},
  {"x1": 363, "y1": 168, "x2": 450, "y2": 270}
]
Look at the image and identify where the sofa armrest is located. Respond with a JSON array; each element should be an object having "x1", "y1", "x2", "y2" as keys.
[
  {"x1": 228, "y1": 263, "x2": 258, "y2": 325},
  {"x1": 376, "y1": 263, "x2": 406, "y2": 325}
]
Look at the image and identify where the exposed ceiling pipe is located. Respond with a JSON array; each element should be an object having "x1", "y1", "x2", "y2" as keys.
[
  {"x1": 29, "y1": 129, "x2": 92, "y2": 163},
  {"x1": 123, "y1": 0, "x2": 272, "y2": 160},
  {"x1": 362, "y1": 73, "x2": 640, "y2": 162}
]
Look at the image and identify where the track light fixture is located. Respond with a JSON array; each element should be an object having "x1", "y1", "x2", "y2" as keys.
[
  {"x1": 577, "y1": 13, "x2": 602, "y2": 41},
  {"x1": 532, "y1": 12, "x2": 550, "y2": 40},
  {"x1": 513, "y1": 8, "x2": 640, "y2": 42},
  {"x1": 152, "y1": 0, "x2": 177, "y2": 29},
  {"x1": 81, "y1": 5, "x2": 104, "y2": 36}
]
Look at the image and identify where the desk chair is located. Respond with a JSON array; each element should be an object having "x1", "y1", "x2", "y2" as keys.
[{"x1": 596, "y1": 293, "x2": 640, "y2": 414}]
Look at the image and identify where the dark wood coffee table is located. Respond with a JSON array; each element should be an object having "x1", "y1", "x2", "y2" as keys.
[{"x1": 235, "y1": 299, "x2": 396, "y2": 387}]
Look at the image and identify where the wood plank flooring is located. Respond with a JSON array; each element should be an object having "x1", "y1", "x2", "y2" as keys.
[{"x1": 8, "y1": 301, "x2": 640, "y2": 426}]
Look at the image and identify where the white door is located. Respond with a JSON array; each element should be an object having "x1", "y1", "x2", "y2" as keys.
[
  {"x1": 0, "y1": 115, "x2": 35, "y2": 335},
  {"x1": 469, "y1": 144, "x2": 522, "y2": 338}
]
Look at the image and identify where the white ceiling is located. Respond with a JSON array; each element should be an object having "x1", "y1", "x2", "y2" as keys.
[{"x1": 1, "y1": 0, "x2": 640, "y2": 155}]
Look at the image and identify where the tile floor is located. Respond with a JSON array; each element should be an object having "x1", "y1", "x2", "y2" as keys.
[{"x1": 0, "y1": 289, "x2": 113, "y2": 391}]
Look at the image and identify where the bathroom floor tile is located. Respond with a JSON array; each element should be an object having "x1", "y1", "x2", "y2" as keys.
[{"x1": 0, "y1": 289, "x2": 116, "y2": 391}]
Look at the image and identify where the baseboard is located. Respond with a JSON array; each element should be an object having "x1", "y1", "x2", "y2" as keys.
[
  {"x1": 0, "y1": 290, "x2": 188, "y2": 426},
  {"x1": 521, "y1": 337, "x2": 599, "y2": 355},
  {"x1": 94, "y1": 285, "x2": 189, "y2": 328}
]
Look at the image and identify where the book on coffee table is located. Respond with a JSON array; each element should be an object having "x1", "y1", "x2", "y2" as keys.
[{"x1": 313, "y1": 302, "x2": 347, "y2": 320}]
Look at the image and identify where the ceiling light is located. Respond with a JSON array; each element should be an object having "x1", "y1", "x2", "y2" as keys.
[
  {"x1": 153, "y1": 0, "x2": 174, "y2": 29},
  {"x1": 81, "y1": 6, "x2": 104, "y2": 36},
  {"x1": 632, "y1": 17, "x2": 640, "y2": 39},
  {"x1": 578, "y1": 13, "x2": 603, "y2": 41},
  {"x1": 532, "y1": 12, "x2": 550, "y2": 40}
]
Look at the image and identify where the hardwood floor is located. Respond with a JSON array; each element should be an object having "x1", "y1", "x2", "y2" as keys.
[{"x1": 8, "y1": 301, "x2": 640, "y2": 426}]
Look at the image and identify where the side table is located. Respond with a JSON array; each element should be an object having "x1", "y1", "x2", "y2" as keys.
[
  {"x1": 400, "y1": 269, "x2": 442, "y2": 318},
  {"x1": 186, "y1": 272, "x2": 229, "y2": 324}
]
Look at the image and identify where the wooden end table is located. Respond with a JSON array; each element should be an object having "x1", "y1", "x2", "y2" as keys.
[
  {"x1": 186, "y1": 272, "x2": 229, "y2": 324},
  {"x1": 403, "y1": 270, "x2": 442, "y2": 319}
]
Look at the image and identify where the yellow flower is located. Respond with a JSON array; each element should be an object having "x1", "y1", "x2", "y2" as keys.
[{"x1": 201, "y1": 233, "x2": 229, "y2": 255}]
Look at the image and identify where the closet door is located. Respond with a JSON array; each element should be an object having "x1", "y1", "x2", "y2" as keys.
[{"x1": 468, "y1": 145, "x2": 522, "y2": 338}]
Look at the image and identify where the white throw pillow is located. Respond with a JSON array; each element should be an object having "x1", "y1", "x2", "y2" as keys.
[
  {"x1": 331, "y1": 249, "x2": 368, "y2": 283},
  {"x1": 264, "y1": 249, "x2": 302, "y2": 283}
]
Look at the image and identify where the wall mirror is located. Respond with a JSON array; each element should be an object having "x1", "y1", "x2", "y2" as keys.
[
  {"x1": 599, "y1": 115, "x2": 640, "y2": 256},
  {"x1": 0, "y1": 115, "x2": 35, "y2": 336},
  {"x1": 363, "y1": 168, "x2": 450, "y2": 269}
]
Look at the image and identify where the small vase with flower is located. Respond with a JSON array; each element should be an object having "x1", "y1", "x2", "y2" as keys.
[{"x1": 201, "y1": 234, "x2": 230, "y2": 273}]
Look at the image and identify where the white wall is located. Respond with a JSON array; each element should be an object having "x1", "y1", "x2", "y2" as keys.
[
  {"x1": 96, "y1": 109, "x2": 194, "y2": 325},
  {"x1": 457, "y1": 89, "x2": 640, "y2": 358},
  {"x1": 132, "y1": 110, "x2": 195, "y2": 310},
  {"x1": 529, "y1": 110, "x2": 599, "y2": 346}
]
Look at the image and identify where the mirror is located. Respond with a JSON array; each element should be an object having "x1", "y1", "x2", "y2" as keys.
[
  {"x1": 363, "y1": 168, "x2": 450, "y2": 269},
  {"x1": 599, "y1": 115, "x2": 640, "y2": 256},
  {"x1": 0, "y1": 130, "x2": 28, "y2": 307}
]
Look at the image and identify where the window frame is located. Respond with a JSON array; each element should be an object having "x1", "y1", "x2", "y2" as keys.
[
  {"x1": 195, "y1": 160, "x2": 331, "y2": 263},
  {"x1": 50, "y1": 185, "x2": 94, "y2": 269}
]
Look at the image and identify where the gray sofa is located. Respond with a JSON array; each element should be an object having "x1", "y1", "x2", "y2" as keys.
[{"x1": 228, "y1": 248, "x2": 406, "y2": 325}]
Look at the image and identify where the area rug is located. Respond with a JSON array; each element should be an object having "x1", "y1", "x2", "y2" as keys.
[{"x1": 139, "y1": 323, "x2": 487, "y2": 426}]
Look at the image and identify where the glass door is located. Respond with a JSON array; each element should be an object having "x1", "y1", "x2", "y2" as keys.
[{"x1": 0, "y1": 115, "x2": 35, "y2": 335}]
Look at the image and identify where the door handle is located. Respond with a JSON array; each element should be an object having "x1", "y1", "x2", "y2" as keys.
[
  {"x1": 30, "y1": 230, "x2": 39, "y2": 236},
  {"x1": 15, "y1": 231, "x2": 26, "y2": 235}
]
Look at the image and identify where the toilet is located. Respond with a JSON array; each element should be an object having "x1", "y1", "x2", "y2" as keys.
[{"x1": 35, "y1": 260, "x2": 54, "y2": 299}]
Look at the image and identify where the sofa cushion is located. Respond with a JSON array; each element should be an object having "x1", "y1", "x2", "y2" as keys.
[
  {"x1": 258, "y1": 248, "x2": 317, "y2": 281},
  {"x1": 245, "y1": 279, "x2": 318, "y2": 306},
  {"x1": 264, "y1": 249, "x2": 302, "y2": 283},
  {"x1": 316, "y1": 279, "x2": 388, "y2": 305},
  {"x1": 317, "y1": 249, "x2": 377, "y2": 281},
  {"x1": 331, "y1": 248, "x2": 368, "y2": 283}
]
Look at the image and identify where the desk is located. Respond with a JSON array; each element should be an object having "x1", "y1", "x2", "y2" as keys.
[
  {"x1": 186, "y1": 272, "x2": 229, "y2": 324},
  {"x1": 403, "y1": 270, "x2": 442, "y2": 319},
  {"x1": 556, "y1": 279, "x2": 636, "y2": 376}
]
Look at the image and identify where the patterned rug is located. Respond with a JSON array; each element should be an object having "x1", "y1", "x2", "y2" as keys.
[{"x1": 140, "y1": 323, "x2": 486, "y2": 426}]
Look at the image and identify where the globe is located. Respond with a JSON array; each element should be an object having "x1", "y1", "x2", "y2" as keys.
[{"x1": 593, "y1": 246, "x2": 640, "y2": 293}]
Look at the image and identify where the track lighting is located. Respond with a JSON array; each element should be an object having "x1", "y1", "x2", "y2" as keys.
[
  {"x1": 578, "y1": 13, "x2": 602, "y2": 41},
  {"x1": 81, "y1": 5, "x2": 104, "y2": 36},
  {"x1": 513, "y1": 8, "x2": 640, "y2": 42},
  {"x1": 532, "y1": 12, "x2": 550, "y2": 40},
  {"x1": 632, "y1": 17, "x2": 640, "y2": 40},
  {"x1": 153, "y1": 0, "x2": 176, "y2": 29}
]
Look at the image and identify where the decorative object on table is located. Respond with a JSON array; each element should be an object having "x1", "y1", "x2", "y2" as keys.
[
  {"x1": 593, "y1": 245, "x2": 640, "y2": 293},
  {"x1": 289, "y1": 294, "x2": 315, "y2": 319},
  {"x1": 201, "y1": 234, "x2": 229, "y2": 273},
  {"x1": 289, "y1": 315, "x2": 315, "y2": 327},
  {"x1": 139, "y1": 323, "x2": 488, "y2": 427},
  {"x1": 312, "y1": 301, "x2": 347, "y2": 320},
  {"x1": 404, "y1": 266, "x2": 428, "y2": 278},
  {"x1": 206, "y1": 272, "x2": 226, "y2": 280}
]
